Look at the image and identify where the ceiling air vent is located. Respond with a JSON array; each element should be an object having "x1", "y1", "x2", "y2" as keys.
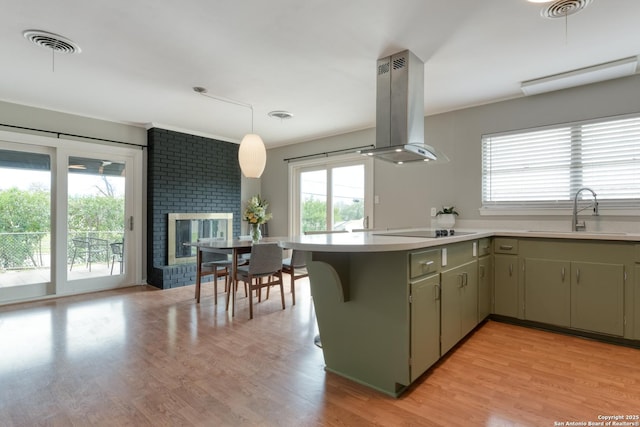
[
  {"x1": 541, "y1": 0, "x2": 593, "y2": 19},
  {"x1": 23, "y1": 30, "x2": 81, "y2": 54}
]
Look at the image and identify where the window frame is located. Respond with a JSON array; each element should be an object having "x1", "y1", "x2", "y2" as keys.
[{"x1": 480, "y1": 113, "x2": 640, "y2": 216}]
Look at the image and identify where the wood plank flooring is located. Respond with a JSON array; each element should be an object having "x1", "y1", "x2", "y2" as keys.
[{"x1": 1, "y1": 280, "x2": 639, "y2": 426}]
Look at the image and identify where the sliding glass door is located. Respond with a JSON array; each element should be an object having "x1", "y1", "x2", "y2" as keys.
[
  {"x1": 58, "y1": 147, "x2": 137, "y2": 295},
  {"x1": 67, "y1": 156, "x2": 126, "y2": 281},
  {"x1": 0, "y1": 134, "x2": 142, "y2": 303},
  {"x1": 290, "y1": 156, "x2": 373, "y2": 235},
  {"x1": 0, "y1": 145, "x2": 53, "y2": 301}
]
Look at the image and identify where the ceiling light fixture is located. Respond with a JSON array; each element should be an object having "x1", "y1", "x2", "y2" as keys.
[
  {"x1": 521, "y1": 56, "x2": 638, "y2": 96},
  {"x1": 193, "y1": 86, "x2": 266, "y2": 178}
]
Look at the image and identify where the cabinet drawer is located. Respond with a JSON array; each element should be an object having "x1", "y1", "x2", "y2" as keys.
[
  {"x1": 410, "y1": 249, "x2": 441, "y2": 278},
  {"x1": 443, "y1": 241, "x2": 476, "y2": 268},
  {"x1": 494, "y1": 238, "x2": 518, "y2": 254},
  {"x1": 478, "y1": 238, "x2": 491, "y2": 256}
]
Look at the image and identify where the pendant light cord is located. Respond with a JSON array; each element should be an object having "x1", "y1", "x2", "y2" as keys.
[
  {"x1": 194, "y1": 88, "x2": 255, "y2": 133},
  {"x1": 564, "y1": 8, "x2": 568, "y2": 44}
]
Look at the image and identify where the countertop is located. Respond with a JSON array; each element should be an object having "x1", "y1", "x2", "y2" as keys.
[{"x1": 279, "y1": 229, "x2": 640, "y2": 253}]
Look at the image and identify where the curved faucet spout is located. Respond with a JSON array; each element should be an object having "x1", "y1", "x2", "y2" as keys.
[{"x1": 572, "y1": 187, "x2": 599, "y2": 232}]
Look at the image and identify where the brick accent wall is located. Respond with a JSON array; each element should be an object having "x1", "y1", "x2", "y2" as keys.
[{"x1": 147, "y1": 128, "x2": 241, "y2": 289}]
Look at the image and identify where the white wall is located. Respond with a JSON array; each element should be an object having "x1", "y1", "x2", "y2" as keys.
[
  {"x1": 261, "y1": 74, "x2": 640, "y2": 235},
  {"x1": 0, "y1": 100, "x2": 147, "y2": 146}
]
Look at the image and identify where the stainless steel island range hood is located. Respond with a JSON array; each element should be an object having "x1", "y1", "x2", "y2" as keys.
[{"x1": 361, "y1": 50, "x2": 448, "y2": 164}]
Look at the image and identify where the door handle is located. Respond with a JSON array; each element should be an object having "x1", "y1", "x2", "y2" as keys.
[
  {"x1": 509, "y1": 263, "x2": 513, "y2": 277},
  {"x1": 129, "y1": 216, "x2": 134, "y2": 231},
  {"x1": 576, "y1": 268, "x2": 580, "y2": 284},
  {"x1": 434, "y1": 284, "x2": 441, "y2": 301},
  {"x1": 458, "y1": 274, "x2": 464, "y2": 288},
  {"x1": 561, "y1": 267, "x2": 565, "y2": 282}
]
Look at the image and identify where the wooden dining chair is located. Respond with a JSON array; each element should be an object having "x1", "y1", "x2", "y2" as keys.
[
  {"x1": 233, "y1": 243, "x2": 285, "y2": 319},
  {"x1": 281, "y1": 249, "x2": 308, "y2": 305},
  {"x1": 196, "y1": 238, "x2": 236, "y2": 305}
]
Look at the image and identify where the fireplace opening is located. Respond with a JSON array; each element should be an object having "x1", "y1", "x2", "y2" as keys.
[{"x1": 167, "y1": 213, "x2": 233, "y2": 265}]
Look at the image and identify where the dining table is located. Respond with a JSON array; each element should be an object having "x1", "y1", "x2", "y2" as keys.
[{"x1": 185, "y1": 237, "x2": 286, "y2": 316}]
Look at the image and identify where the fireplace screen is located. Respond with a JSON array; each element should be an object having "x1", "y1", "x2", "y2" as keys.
[{"x1": 167, "y1": 213, "x2": 233, "y2": 265}]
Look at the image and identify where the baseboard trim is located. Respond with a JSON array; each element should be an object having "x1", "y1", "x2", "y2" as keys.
[{"x1": 489, "y1": 314, "x2": 640, "y2": 350}]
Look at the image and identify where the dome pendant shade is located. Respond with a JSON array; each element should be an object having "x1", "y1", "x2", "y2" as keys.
[{"x1": 238, "y1": 133, "x2": 266, "y2": 178}]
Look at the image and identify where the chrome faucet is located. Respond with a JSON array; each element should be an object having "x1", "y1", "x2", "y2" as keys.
[{"x1": 572, "y1": 187, "x2": 599, "y2": 231}]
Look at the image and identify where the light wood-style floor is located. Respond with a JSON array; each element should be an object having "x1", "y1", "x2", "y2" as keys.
[{"x1": 1, "y1": 279, "x2": 639, "y2": 426}]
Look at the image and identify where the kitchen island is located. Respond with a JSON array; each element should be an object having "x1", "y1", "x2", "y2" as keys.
[
  {"x1": 280, "y1": 230, "x2": 490, "y2": 396},
  {"x1": 280, "y1": 229, "x2": 640, "y2": 397}
]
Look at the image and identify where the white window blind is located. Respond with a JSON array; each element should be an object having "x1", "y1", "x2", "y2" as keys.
[{"x1": 482, "y1": 115, "x2": 640, "y2": 210}]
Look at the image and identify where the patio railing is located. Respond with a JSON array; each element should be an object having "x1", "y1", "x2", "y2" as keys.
[{"x1": 0, "y1": 231, "x2": 123, "y2": 271}]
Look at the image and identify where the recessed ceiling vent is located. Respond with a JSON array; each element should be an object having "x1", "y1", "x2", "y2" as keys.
[
  {"x1": 268, "y1": 110, "x2": 294, "y2": 120},
  {"x1": 541, "y1": 0, "x2": 593, "y2": 19},
  {"x1": 23, "y1": 30, "x2": 81, "y2": 54}
]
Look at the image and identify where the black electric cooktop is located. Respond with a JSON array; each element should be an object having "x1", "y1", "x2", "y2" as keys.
[{"x1": 374, "y1": 230, "x2": 477, "y2": 238}]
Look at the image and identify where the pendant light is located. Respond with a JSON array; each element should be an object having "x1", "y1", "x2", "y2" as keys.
[
  {"x1": 194, "y1": 87, "x2": 267, "y2": 178},
  {"x1": 238, "y1": 133, "x2": 266, "y2": 178},
  {"x1": 238, "y1": 105, "x2": 266, "y2": 178}
]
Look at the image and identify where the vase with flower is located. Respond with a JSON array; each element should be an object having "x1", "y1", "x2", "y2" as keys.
[{"x1": 243, "y1": 195, "x2": 273, "y2": 243}]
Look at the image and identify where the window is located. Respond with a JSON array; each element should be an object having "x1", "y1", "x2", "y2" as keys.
[
  {"x1": 289, "y1": 156, "x2": 373, "y2": 235},
  {"x1": 482, "y1": 114, "x2": 640, "y2": 212}
]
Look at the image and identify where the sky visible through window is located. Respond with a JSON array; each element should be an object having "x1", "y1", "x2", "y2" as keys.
[{"x1": 0, "y1": 168, "x2": 124, "y2": 196}]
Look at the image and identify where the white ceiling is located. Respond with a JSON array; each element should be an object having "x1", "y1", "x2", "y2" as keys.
[{"x1": 2, "y1": 0, "x2": 639, "y2": 147}]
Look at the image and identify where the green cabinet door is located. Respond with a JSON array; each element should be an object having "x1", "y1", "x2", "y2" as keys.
[
  {"x1": 478, "y1": 255, "x2": 492, "y2": 322},
  {"x1": 410, "y1": 274, "x2": 440, "y2": 382},
  {"x1": 494, "y1": 254, "x2": 519, "y2": 318},
  {"x1": 441, "y1": 260, "x2": 478, "y2": 356},
  {"x1": 635, "y1": 265, "x2": 640, "y2": 340},
  {"x1": 461, "y1": 263, "x2": 479, "y2": 337},
  {"x1": 571, "y1": 261, "x2": 624, "y2": 336},
  {"x1": 524, "y1": 258, "x2": 570, "y2": 327}
]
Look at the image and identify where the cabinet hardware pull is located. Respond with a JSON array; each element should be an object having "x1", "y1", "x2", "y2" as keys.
[
  {"x1": 421, "y1": 260, "x2": 434, "y2": 267},
  {"x1": 561, "y1": 267, "x2": 565, "y2": 282},
  {"x1": 509, "y1": 263, "x2": 513, "y2": 277},
  {"x1": 500, "y1": 245, "x2": 513, "y2": 250},
  {"x1": 434, "y1": 284, "x2": 441, "y2": 301},
  {"x1": 576, "y1": 268, "x2": 580, "y2": 284},
  {"x1": 458, "y1": 274, "x2": 464, "y2": 288},
  {"x1": 464, "y1": 272, "x2": 468, "y2": 286}
]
